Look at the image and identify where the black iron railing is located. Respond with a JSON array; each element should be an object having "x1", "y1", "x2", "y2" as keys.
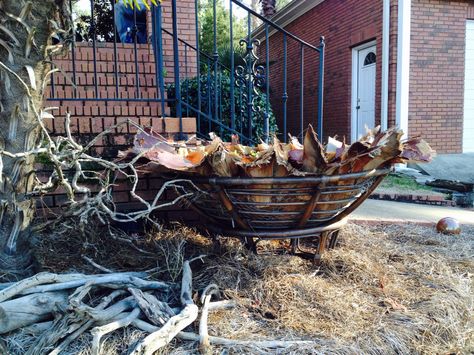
[{"x1": 48, "y1": 0, "x2": 325, "y2": 144}]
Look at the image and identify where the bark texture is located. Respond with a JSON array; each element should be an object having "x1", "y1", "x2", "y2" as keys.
[{"x1": 0, "y1": 0, "x2": 68, "y2": 280}]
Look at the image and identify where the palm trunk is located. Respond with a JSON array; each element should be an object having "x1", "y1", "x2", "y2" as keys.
[{"x1": 0, "y1": 0, "x2": 68, "y2": 280}]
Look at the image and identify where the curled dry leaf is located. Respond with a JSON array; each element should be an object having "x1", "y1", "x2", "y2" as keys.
[
  {"x1": 400, "y1": 137, "x2": 436, "y2": 163},
  {"x1": 118, "y1": 125, "x2": 435, "y2": 179},
  {"x1": 302, "y1": 125, "x2": 327, "y2": 173}
]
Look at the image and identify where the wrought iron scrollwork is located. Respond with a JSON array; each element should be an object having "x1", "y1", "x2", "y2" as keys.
[{"x1": 235, "y1": 38, "x2": 266, "y2": 115}]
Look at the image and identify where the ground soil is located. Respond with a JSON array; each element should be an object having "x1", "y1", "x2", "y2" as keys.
[{"x1": 2, "y1": 221, "x2": 473, "y2": 354}]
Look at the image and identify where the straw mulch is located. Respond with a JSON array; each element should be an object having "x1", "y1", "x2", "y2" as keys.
[{"x1": 3, "y1": 221, "x2": 473, "y2": 354}]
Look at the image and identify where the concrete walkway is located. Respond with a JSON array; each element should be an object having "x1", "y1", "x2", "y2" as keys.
[{"x1": 351, "y1": 199, "x2": 474, "y2": 225}]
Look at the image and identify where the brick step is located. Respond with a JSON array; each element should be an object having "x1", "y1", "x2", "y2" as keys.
[
  {"x1": 46, "y1": 100, "x2": 171, "y2": 117},
  {"x1": 44, "y1": 116, "x2": 196, "y2": 137}
]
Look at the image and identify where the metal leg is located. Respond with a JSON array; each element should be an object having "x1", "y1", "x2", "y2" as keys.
[
  {"x1": 290, "y1": 238, "x2": 298, "y2": 254},
  {"x1": 243, "y1": 237, "x2": 257, "y2": 253},
  {"x1": 211, "y1": 234, "x2": 221, "y2": 254},
  {"x1": 315, "y1": 231, "x2": 329, "y2": 261},
  {"x1": 328, "y1": 230, "x2": 340, "y2": 249}
]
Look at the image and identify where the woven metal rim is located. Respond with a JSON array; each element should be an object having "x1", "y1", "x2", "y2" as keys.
[{"x1": 191, "y1": 168, "x2": 392, "y2": 186}]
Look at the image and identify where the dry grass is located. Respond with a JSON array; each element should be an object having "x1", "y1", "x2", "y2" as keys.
[
  {"x1": 195, "y1": 223, "x2": 474, "y2": 354},
  {"x1": 3, "y1": 221, "x2": 474, "y2": 354}
]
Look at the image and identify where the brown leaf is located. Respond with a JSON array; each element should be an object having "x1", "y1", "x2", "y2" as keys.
[
  {"x1": 361, "y1": 129, "x2": 403, "y2": 171},
  {"x1": 400, "y1": 137, "x2": 435, "y2": 162},
  {"x1": 133, "y1": 129, "x2": 174, "y2": 154},
  {"x1": 302, "y1": 124, "x2": 327, "y2": 173}
]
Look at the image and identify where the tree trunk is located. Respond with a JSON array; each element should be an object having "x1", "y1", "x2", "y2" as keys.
[
  {"x1": 259, "y1": 0, "x2": 276, "y2": 18},
  {"x1": 0, "y1": 0, "x2": 68, "y2": 280}
]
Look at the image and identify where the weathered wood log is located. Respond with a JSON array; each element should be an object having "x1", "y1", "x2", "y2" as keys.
[
  {"x1": 0, "y1": 273, "x2": 85, "y2": 302},
  {"x1": 0, "y1": 272, "x2": 148, "y2": 300},
  {"x1": 130, "y1": 260, "x2": 198, "y2": 355},
  {"x1": 129, "y1": 288, "x2": 175, "y2": 326},
  {"x1": 131, "y1": 303, "x2": 199, "y2": 355},
  {"x1": 0, "y1": 292, "x2": 68, "y2": 333},
  {"x1": 21, "y1": 321, "x2": 53, "y2": 336},
  {"x1": 178, "y1": 331, "x2": 319, "y2": 348},
  {"x1": 199, "y1": 284, "x2": 219, "y2": 355},
  {"x1": 207, "y1": 300, "x2": 236, "y2": 311},
  {"x1": 91, "y1": 308, "x2": 141, "y2": 355},
  {"x1": 48, "y1": 290, "x2": 127, "y2": 355},
  {"x1": 132, "y1": 320, "x2": 320, "y2": 349},
  {"x1": 21, "y1": 274, "x2": 166, "y2": 295},
  {"x1": 77, "y1": 296, "x2": 137, "y2": 321}
]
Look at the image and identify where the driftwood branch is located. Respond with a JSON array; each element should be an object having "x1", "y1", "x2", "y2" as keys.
[
  {"x1": 132, "y1": 321, "x2": 319, "y2": 349},
  {"x1": 199, "y1": 284, "x2": 220, "y2": 354},
  {"x1": 130, "y1": 260, "x2": 199, "y2": 355},
  {"x1": 0, "y1": 261, "x2": 315, "y2": 353},
  {"x1": 0, "y1": 292, "x2": 68, "y2": 333},
  {"x1": 91, "y1": 308, "x2": 141, "y2": 355},
  {"x1": 129, "y1": 288, "x2": 175, "y2": 326}
]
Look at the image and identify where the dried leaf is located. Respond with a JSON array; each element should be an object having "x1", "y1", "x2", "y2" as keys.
[
  {"x1": 360, "y1": 129, "x2": 403, "y2": 172},
  {"x1": 25, "y1": 27, "x2": 36, "y2": 58},
  {"x1": 133, "y1": 129, "x2": 174, "y2": 154},
  {"x1": 0, "y1": 154, "x2": 3, "y2": 185},
  {"x1": 4, "y1": 11, "x2": 31, "y2": 32},
  {"x1": 359, "y1": 125, "x2": 381, "y2": 145},
  {"x1": 40, "y1": 111, "x2": 54, "y2": 119},
  {"x1": 400, "y1": 137, "x2": 436, "y2": 163},
  {"x1": 288, "y1": 149, "x2": 303, "y2": 165},
  {"x1": 8, "y1": 104, "x2": 21, "y2": 141},
  {"x1": 0, "y1": 25, "x2": 20, "y2": 46},
  {"x1": 151, "y1": 151, "x2": 198, "y2": 171},
  {"x1": 273, "y1": 137, "x2": 292, "y2": 172},
  {"x1": 0, "y1": 39, "x2": 14, "y2": 64},
  {"x1": 19, "y1": 1, "x2": 32, "y2": 20},
  {"x1": 21, "y1": 94, "x2": 29, "y2": 112},
  {"x1": 121, "y1": 125, "x2": 433, "y2": 179},
  {"x1": 2, "y1": 70, "x2": 12, "y2": 97},
  {"x1": 302, "y1": 124, "x2": 327, "y2": 173},
  {"x1": 208, "y1": 149, "x2": 239, "y2": 177},
  {"x1": 24, "y1": 65, "x2": 36, "y2": 90},
  {"x1": 184, "y1": 151, "x2": 205, "y2": 165}
]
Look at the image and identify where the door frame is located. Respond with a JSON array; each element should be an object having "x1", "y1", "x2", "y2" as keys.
[{"x1": 351, "y1": 40, "x2": 377, "y2": 142}]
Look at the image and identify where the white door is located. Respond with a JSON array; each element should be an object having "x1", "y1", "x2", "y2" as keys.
[
  {"x1": 464, "y1": 20, "x2": 474, "y2": 152},
  {"x1": 352, "y1": 44, "x2": 376, "y2": 141}
]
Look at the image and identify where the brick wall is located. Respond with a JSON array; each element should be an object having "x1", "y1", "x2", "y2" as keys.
[
  {"x1": 409, "y1": 0, "x2": 474, "y2": 153},
  {"x1": 39, "y1": 0, "x2": 199, "y2": 219},
  {"x1": 264, "y1": 0, "x2": 385, "y2": 141}
]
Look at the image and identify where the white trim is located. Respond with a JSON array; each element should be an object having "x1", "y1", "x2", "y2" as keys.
[
  {"x1": 463, "y1": 20, "x2": 474, "y2": 152},
  {"x1": 351, "y1": 41, "x2": 377, "y2": 142},
  {"x1": 381, "y1": 0, "x2": 390, "y2": 131},
  {"x1": 395, "y1": 0, "x2": 411, "y2": 138}
]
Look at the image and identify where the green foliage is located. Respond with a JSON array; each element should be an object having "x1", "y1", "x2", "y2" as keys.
[
  {"x1": 74, "y1": 0, "x2": 115, "y2": 42},
  {"x1": 199, "y1": 0, "x2": 247, "y2": 58},
  {"x1": 379, "y1": 174, "x2": 434, "y2": 192},
  {"x1": 167, "y1": 71, "x2": 277, "y2": 142}
]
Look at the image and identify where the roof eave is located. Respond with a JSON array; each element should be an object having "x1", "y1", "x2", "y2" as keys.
[{"x1": 253, "y1": 0, "x2": 327, "y2": 40}]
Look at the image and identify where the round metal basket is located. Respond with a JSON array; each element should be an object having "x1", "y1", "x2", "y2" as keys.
[{"x1": 184, "y1": 168, "x2": 391, "y2": 261}]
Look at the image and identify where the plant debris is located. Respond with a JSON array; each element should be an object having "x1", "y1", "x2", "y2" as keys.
[
  {"x1": 119, "y1": 125, "x2": 436, "y2": 178},
  {"x1": 2, "y1": 221, "x2": 472, "y2": 354}
]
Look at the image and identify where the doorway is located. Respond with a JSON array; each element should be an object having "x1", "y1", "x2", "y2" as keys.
[{"x1": 351, "y1": 42, "x2": 377, "y2": 142}]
